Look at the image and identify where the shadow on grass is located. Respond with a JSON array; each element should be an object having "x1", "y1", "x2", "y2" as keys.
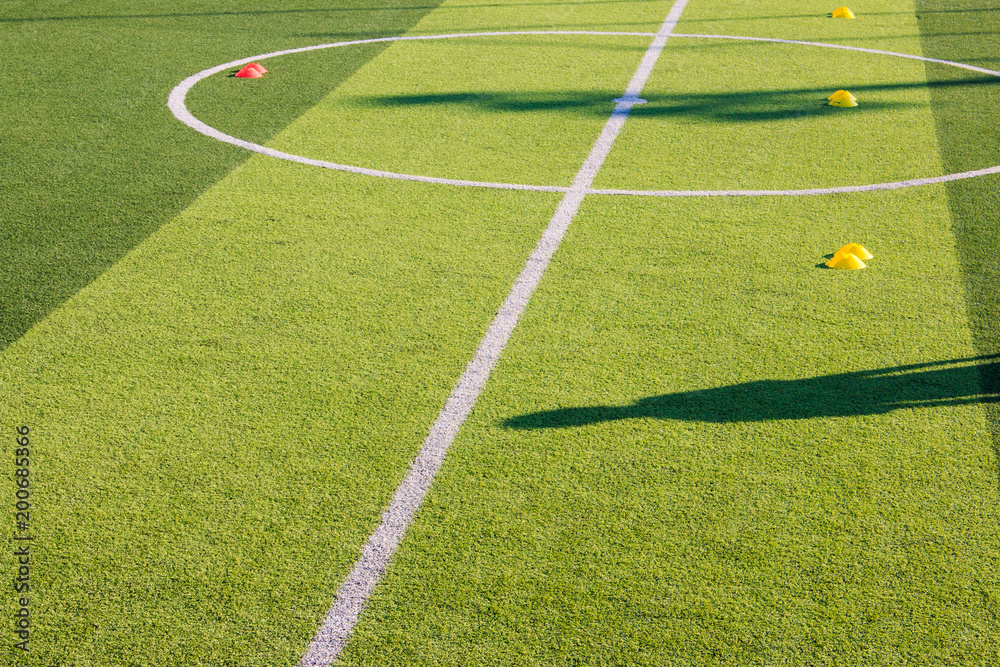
[
  {"x1": 5, "y1": 3, "x2": 994, "y2": 25},
  {"x1": 917, "y1": 0, "x2": 1000, "y2": 492},
  {"x1": 503, "y1": 355, "x2": 1000, "y2": 428},
  {"x1": 356, "y1": 77, "x2": 998, "y2": 122},
  {"x1": 0, "y1": 0, "x2": 448, "y2": 353},
  {"x1": 0, "y1": 0, "x2": 644, "y2": 24}
]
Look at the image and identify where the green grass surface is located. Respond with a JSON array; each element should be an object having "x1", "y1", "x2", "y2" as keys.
[
  {"x1": 269, "y1": 33, "x2": 652, "y2": 184},
  {"x1": 1, "y1": 156, "x2": 561, "y2": 664},
  {"x1": 0, "y1": 0, "x2": 446, "y2": 351},
  {"x1": 2, "y1": 0, "x2": 999, "y2": 665},
  {"x1": 917, "y1": 0, "x2": 1000, "y2": 464},
  {"x1": 344, "y1": 191, "x2": 998, "y2": 665},
  {"x1": 599, "y1": 34, "x2": 937, "y2": 191}
]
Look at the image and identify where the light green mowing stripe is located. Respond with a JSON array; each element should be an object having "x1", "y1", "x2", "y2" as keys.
[
  {"x1": 0, "y1": 163, "x2": 566, "y2": 666},
  {"x1": 298, "y1": 2, "x2": 692, "y2": 663},
  {"x1": 0, "y1": 1, "x2": 679, "y2": 665},
  {"x1": 405, "y1": 0, "x2": 678, "y2": 35},
  {"x1": 2, "y1": 0, "x2": 997, "y2": 664},
  {"x1": 336, "y1": 1, "x2": 1000, "y2": 665},
  {"x1": 0, "y1": 0, "x2": 449, "y2": 351},
  {"x1": 0, "y1": 164, "x2": 559, "y2": 666}
]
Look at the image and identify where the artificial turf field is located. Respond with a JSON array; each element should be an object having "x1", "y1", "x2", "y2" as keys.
[{"x1": 2, "y1": 0, "x2": 1000, "y2": 664}]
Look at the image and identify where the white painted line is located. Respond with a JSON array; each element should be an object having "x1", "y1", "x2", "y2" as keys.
[
  {"x1": 587, "y1": 164, "x2": 1000, "y2": 196},
  {"x1": 675, "y1": 33, "x2": 1000, "y2": 77},
  {"x1": 296, "y1": 3, "x2": 690, "y2": 665},
  {"x1": 168, "y1": 30, "x2": 654, "y2": 196},
  {"x1": 169, "y1": 31, "x2": 1000, "y2": 198}
]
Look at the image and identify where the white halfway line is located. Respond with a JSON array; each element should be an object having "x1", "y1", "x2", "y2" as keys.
[{"x1": 297, "y1": 1, "x2": 691, "y2": 664}]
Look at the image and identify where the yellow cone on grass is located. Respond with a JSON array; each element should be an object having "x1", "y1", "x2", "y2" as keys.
[
  {"x1": 825, "y1": 244, "x2": 872, "y2": 270},
  {"x1": 827, "y1": 90, "x2": 856, "y2": 103},
  {"x1": 826, "y1": 253, "x2": 867, "y2": 270},
  {"x1": 831, "y1": 7, "x2": 856, "y2": 19},
  {"x1": 836, "y1": 243, "x2": 873, "y2": 260},
  {"x1": 828, "y1": 90, "x2": 858, "y2": 107}
]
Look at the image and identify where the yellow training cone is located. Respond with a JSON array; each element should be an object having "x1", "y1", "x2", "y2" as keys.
[
  {"x1": 829, "y1": 92, "x2": 858, "y2": 107},
  {"x1": 827, "y1": 90, "x2": 856, "y2": 103},
  {"x1": 826, "y1": 252, "x2": 866, "y2": 270},
  {"x1": 836, "y1": 243, "x2": 873, "y2": 260},
  {"x1": 831, "y1": 7, "x2": 856, "y2": 19}
]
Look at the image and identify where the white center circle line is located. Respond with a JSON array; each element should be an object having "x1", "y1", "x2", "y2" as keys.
[{"x1": 169, "y1": 31, "x2": 1000, "y2": 197}]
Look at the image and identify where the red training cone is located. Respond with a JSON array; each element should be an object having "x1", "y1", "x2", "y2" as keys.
[
  {"x1": 247, "y1": 62, "x2": 267, "y2": 74},
  {"x1": 235, "y1": 65, "x2": 263, "y2": 78}
]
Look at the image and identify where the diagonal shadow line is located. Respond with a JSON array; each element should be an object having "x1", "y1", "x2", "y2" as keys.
[
  {"x1": 0, "y1": 0, "x2": 450, "y2": 354},
  {"x1": 502, "y1": 355, "x2": 1000, "y2": 428},
  {"x1": 353, "y1": 76, "x2": 999, "y2": 122}
]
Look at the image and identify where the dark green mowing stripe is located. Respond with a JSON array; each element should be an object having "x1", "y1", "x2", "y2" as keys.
[
  {"x1": 917, "y1": 0, "x2": 1000, "y2": 484},
  {"x1": 0, "y1": 0, "x2": 445, "y2": 351}
]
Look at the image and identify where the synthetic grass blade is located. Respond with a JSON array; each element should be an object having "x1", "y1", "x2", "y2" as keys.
[{"x1": 299, "y1": 1, "x2": 694, "y2": 664}]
